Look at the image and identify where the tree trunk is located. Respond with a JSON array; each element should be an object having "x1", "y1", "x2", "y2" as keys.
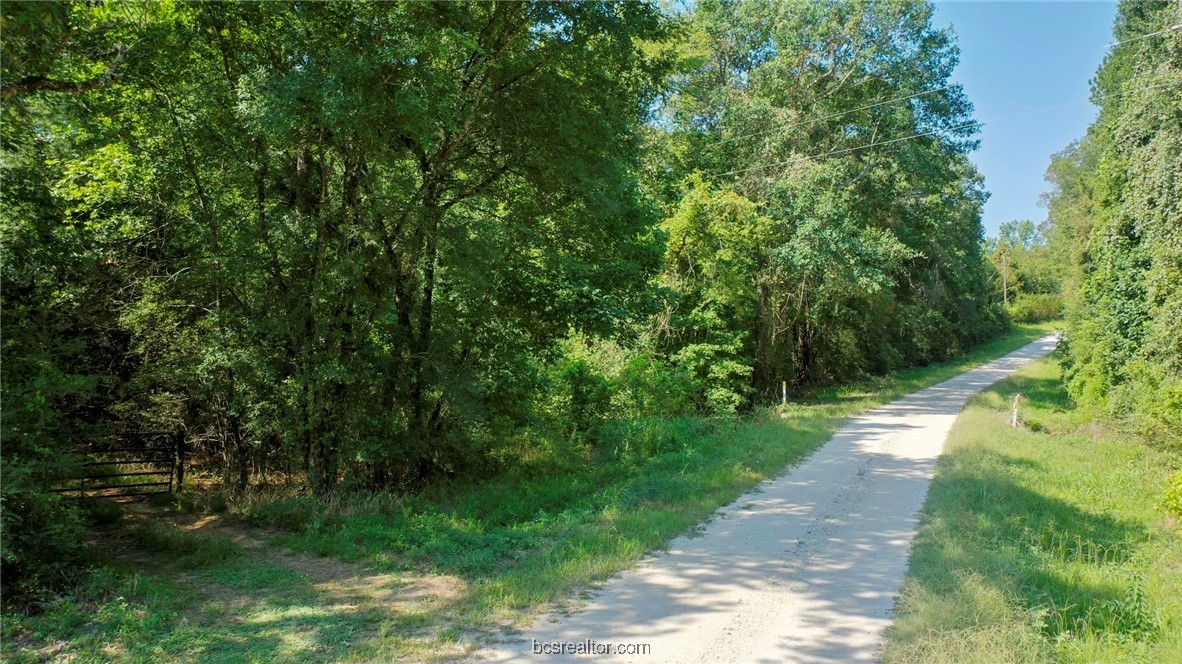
[{"x1": 753, "y1": 281, "x2": 774, "y2": 400}]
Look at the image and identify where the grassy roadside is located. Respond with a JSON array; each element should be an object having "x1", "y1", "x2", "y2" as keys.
[
  {"x1": 2, "y1": 322, "x2": 1057, "y2": 663},
  {"x1": 883, "y1": 353, "x2": 1182, "y2": 663}
]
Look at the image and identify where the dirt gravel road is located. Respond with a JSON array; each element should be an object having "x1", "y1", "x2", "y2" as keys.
[{"x1": 484, "y1": 335, "x2": 1059, "y2": 663}]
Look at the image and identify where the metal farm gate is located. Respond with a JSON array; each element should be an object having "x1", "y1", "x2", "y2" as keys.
[{"x1": 52, "y1": 431, "x2": 186, "y2": 500}]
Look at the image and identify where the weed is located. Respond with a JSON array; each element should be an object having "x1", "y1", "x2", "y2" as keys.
[
  {"x1": 1162, "y1": 471, "x2": 1182, "y2": 516},
  {"x1": 128, "y1": 522, "x2": 243, "y2": 568},
  {"x1": 80, "y1": 498, "x2": 125, "y2": 526},
  {"x1": 884, "y1": 354, "x2": 1182, "y2": 663},
  {"x1": 1095, "y1": 574, "x2": 1164, "y2": 642}
]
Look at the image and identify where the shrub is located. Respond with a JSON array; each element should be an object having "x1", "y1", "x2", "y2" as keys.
[
  {"x1": 561, "y1": 358, "x2": 614, "y2": 435},
  {"x1": 1162, "y1": 471, "x2": 1182, "y2": 517},
  {"x1": 613, "y1": 355, "x2": 694, "y2": 418},
  {"x1": 672, "y1": 339, "x2": 753, "y2": 415},
  {"x1": 1007, "y1": 293, "x2": 1063, "y2": 323},
  {"x1": 1112, "y1": 360, "x2": 1182, "y2": 448},
  {"x1": 0, "y1": 478, "x2": 87, "y2": 603},
  {"x1": 598, "y1": 416, "x2": 707, "y2": 463},
  {"x1": 0, "y1": 424, "x2": 89, "y2": 603}
]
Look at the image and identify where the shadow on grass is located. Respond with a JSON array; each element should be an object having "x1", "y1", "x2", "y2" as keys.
[
  {"x1": 167, "y1": 547, "x2": 464, "y2": 661},
  {"x1": 909, "y1": 447, "x2": 1149, "y2": 641},
  {"x1": 1014, "y1": 374, "x2": 1074, "y2": 414}
]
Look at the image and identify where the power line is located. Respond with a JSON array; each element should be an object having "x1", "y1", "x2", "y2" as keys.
[
  {"x1": 1104, "y1": 23, "x2": 1182, "y2": 50},
  {"x1": 715, "y1": 84, "x2": 956, "y2": 146},
  {"x1": 707, "y1": 22, "x2": 1182, "y2": 150},
  {"x1": 708, "y1": 80, "x2": 1181, "y2": 180}
]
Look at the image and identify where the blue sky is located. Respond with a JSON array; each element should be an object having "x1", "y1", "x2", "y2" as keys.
[{"x1": 932, "y1": 1, "x2": 1118, "y2": 237}]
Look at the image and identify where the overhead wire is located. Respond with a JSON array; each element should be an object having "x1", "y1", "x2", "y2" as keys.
[
  {"x1": 1102, "y1": 23, "x2": 1182, "y2": 49},
  {"x1": 714, "y1": 84, "x2": 956, "y2": 146},
  {"x1": 706, "y1": 22, "x2": 1182, "y2": 151},
  {"x1": 708, "y1": 80, "x2": 1182, "y2": 180}
]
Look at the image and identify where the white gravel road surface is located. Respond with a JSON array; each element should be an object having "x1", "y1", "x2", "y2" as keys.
[{"x1": 483, "y1": 335, "x2": 1059, "y2": 663}]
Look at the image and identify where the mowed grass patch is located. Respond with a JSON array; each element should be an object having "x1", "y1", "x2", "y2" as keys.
[
  {"x1": 883, "y1": 354, "x2": 1182, "y2": 664},
  {"x1": 3, "y1": 323, "x2": 1057, "y2": 662}
]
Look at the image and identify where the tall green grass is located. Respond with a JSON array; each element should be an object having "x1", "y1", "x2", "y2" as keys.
[{"x1": 884, "y1": 354, "x2": 1182, "y2": 663}]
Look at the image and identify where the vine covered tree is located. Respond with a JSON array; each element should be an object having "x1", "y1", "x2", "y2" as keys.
[{"x1": 1043, "y1": 0, "x2": 1182, "y2": 440}]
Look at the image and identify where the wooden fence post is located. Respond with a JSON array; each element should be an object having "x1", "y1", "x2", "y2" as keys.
[{"x1": 174, "y1": 431, "x2": 186, "y2": 491}]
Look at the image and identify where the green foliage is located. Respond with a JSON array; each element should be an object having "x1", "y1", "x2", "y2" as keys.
[
  {"x1": 3, "y1": 0, "x2": 674, "y2": 499},
  {"x1": 1042, "y1": 0, "x2": 1182, "y2": 442},
  {"x1": 0, "y1": 484, "x2": 86, "y2": 603},
  {"x1": 986, "y1": 219, "x2": 1065, "y2": 303},
  {"x1": 560, "y1": 358, "x2": 614, "y2": 437},
  {"x1": 1008, "y1": 294, "x2": 1064, "y2": 323},
  {"x1": 655, "y1": 176, "x2": 765, "y2": 412},
  {"x1": 541, "y1": 335, "x2": 696, "y2": 446},
  {"x1": 1162, "y1": 471, "x2": 1182, "y2": 516},
  {"x1": 2, "y1": 325, "x2": 1055, "y2": 661},
  {"x1": 650, "y1": 0, "x2": 1004, "y2": 395},
  {"x1": 1109, "y1": 360, "x2": 1182, "y2": 448},
  {"x1": 2, "y1": 0, "x2": 1026, "y2": 606},
  {"x1": 1096, "y1": 574, "x2": 1165, "y2": 643},
  {"x1": 0, "y1": 8, "x2": 117, "y2": 595},
  {"x1": 612, "y1": 354, "x2": 695, "y2": 418}
]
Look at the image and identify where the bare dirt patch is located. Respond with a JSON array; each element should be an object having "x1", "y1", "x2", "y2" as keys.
[{"x1": 110, "y1": 502, "x2": 468, "y2": 629}]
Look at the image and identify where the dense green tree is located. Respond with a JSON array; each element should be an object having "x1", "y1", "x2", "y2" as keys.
[
  {"x1": 102, "y1": 1, "x2": 671, "y2": 492},
  {"x1": 1, "y1": 0, "x2": 151, "y2": 600},
  {"x1": 1043, "y1": 0, "x2": 1181, "y2": 440},
  {"x1": 2, "y1": 3, "x2": 672, "y2": 600},
  {"x1": 985, "y1": 219, "x2": 1064, "y2": 302},
  {"x1": 647, "y1": 0, "x2": 1002, "y2": 403}
]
